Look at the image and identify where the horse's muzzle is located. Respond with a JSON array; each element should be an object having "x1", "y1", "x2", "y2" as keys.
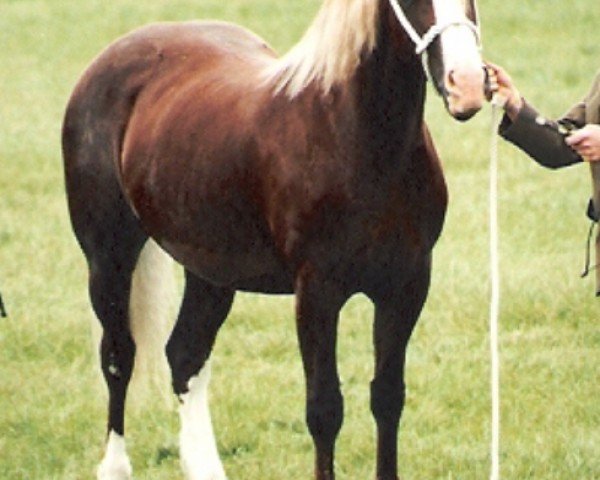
[{"x1": 444, "y1": 66, "x2": 486, "y2": 121}]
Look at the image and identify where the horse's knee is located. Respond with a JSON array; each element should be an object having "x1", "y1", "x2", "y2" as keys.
[
  {"x1": 370, "y1": 377, "x2": 405, "y2": 425},
  {"x1": 306, "y1": 388, "x2": 344, "y2": 444}
]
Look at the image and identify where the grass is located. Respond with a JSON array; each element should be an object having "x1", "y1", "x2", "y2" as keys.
[{"x1": 0, "y1": 0, "x2": 599, "y2": 478}]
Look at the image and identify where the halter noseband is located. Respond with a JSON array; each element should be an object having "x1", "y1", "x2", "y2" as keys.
[{"x1": 388, "y1": 0, "x2": 481, "y2": 55}]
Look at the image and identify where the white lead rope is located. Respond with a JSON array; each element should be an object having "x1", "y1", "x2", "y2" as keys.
[{"x1": 489, "y1": 94, "x2": 506, "y2": 480}]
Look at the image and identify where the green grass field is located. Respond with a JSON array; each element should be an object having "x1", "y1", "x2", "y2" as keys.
[{"x1": 1, "y1": 0, "x2": 599, "y2": 478}]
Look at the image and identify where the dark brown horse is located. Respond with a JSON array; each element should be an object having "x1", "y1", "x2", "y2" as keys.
[{"x1": 62, "y1": 0, "x2": 485, "y2": 478}]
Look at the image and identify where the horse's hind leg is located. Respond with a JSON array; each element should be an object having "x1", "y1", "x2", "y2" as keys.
[
  {"x1": 87, "y1": 226, "x2": 148, "y2": 480},
  {"x1": 91, "y1": 240, "x2": 146, "y2": 479},
  {"x1": 62, "y1": 51, "x2": 169, "y2": 478},
  {"x1": 65, "y1": 147, "x2": 148, "y2": 478},
  {"x1": 166, "y1": 270, "x2": 234, "y2": 480}
]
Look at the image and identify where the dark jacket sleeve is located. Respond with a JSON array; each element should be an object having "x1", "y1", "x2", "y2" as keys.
[{"x1": 498, "y1": 100, "x2": 583, "y2": 169}]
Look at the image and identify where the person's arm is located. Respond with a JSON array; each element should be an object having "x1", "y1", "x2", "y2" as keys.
[
  {"x1": 499, "y1": 101, "x2": 583, "y2": 169},
  {"x1": 486, "y1": 63, "x2": 583, "y2": 169}
]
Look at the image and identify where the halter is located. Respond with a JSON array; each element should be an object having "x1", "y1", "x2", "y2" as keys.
[{"x1": 388, "y1": 0, "x2": 481, "y2": 55}]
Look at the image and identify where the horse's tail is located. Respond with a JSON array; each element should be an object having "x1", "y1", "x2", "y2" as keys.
[{"x1": 128, "y1": 239, "x2": 176, "y2": 398}]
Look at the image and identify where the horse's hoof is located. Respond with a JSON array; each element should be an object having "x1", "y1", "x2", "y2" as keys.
[
  {"x1": 97, "y1": 460, "x2": 132, "y2": 480},
  {"x1": 97, "y1": 432, "x2": 133, "y2": 480}
]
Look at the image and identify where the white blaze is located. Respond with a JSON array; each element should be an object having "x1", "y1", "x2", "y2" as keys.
[
  {"x1": 433, "y1": 0, "x2": 481, "y2": 67},
  {"x1": 432, "y1": 0, "x2": 484, "y2": 117}
]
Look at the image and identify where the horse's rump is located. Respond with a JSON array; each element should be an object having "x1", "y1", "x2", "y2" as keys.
[{"x1": 64, "y1": 21, "x2": 299, "y2": 290}]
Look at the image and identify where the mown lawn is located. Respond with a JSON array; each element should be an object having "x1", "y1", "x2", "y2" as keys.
[{"x1": 0, "y1": 0, "x2": 598, "y2": 478}]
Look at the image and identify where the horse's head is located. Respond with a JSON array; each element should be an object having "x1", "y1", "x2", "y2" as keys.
[{"x1": 390, "y1": 0, "x2": 485, "y2": 121}]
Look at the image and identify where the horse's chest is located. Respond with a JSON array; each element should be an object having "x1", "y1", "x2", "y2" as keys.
[
  {"x1": 353, "y1": 200, "x2": 444, "y2": 262},
  {"x1": 284, "y1": 179, "x2": 447, "y2": 275}
]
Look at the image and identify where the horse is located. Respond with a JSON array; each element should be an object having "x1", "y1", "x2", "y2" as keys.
[{"x1": 62, "y1": 0, "x2": 485, "y2": 478}]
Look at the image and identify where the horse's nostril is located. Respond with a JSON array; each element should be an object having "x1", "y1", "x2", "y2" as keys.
[{"x1": 446, "y1": 70, "x2": 457, "y2": 89}]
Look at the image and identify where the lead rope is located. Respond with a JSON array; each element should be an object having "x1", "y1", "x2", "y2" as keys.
[{"x1": 489, "y1": 93, "x2": 506, "y2": 480}]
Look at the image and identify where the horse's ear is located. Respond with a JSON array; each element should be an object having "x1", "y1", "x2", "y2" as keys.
[{"x1": 467, "y1": 0, "x2": 480, "y2": 25}]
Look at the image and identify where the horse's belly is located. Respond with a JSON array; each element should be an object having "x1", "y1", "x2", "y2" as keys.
[
  {"x1": 160, "y1": 233, "x2": 293, "y2": 293},
  {"x1": 128, "y1": 184, "x2": 292, "y2": 291}
]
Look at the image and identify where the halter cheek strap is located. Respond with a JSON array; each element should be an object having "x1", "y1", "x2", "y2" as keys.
[{"x1": 388, "y1": 0, "x2": 481, "y2": 55}]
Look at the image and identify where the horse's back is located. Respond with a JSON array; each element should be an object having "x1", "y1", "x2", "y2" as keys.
[{"x1": 65, "y1": 20, "x2": 275, "y2": 121}]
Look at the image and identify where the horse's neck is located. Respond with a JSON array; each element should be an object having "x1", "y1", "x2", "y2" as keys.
[{"x1": 351, "y1": 30, "x2": 427, "y2": 172}]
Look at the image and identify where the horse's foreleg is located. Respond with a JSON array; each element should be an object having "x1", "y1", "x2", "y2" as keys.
[
  {"x1": 166, "y1": 271, "x2": 234, "y2": 480},
  {"x1": 295, "y1": 267, "x2": 347, "y2": 480},
  {"x1": 370, "y1": 261, "x2": 431, "y2": 480}
]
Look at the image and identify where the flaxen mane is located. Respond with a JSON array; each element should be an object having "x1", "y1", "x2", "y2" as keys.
[{"x1": 265, "y1": 0, "x2": 380, "y2": 96}]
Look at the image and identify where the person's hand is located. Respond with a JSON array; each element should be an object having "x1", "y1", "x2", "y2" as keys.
[
  {"x1": 565, "y1": 125, "x2": 600, "y2": 162},
  {"x1": 485, "y1": 62, "x2": 523, "y2": 120}
]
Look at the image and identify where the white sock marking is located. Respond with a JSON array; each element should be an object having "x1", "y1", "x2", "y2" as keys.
[
  {"x1": 179, "y1": 361, "x2": 227, "y2": 480},
  {"x1": 97, "y1": 431, "x2": 132, "y2": 480}
]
